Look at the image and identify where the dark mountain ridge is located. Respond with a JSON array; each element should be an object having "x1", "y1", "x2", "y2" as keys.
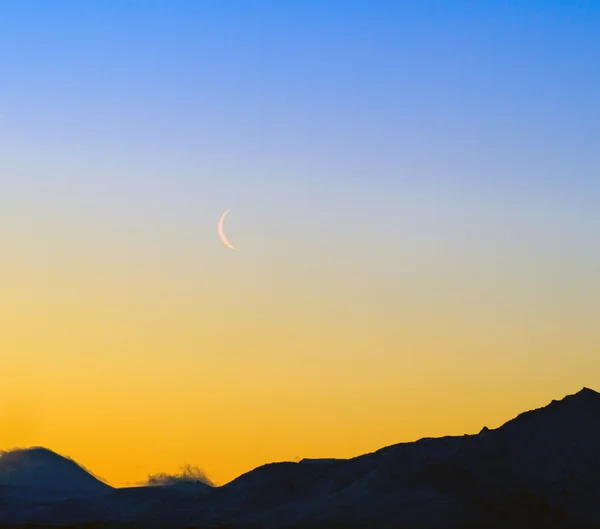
[
  {"x1": 0, "y1": 447, "x2": 111, "y2": 494},
  {"x1": 1, "y1": 387, "x2": 599, "y2": 528}
]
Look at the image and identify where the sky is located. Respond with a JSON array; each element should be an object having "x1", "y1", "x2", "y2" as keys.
[{"x1": 1, "y1": 1, "x2": 599, "y2": 486}]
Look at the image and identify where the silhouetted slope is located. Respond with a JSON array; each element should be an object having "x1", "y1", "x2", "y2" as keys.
[
  {"x1": 1, "y1": 387, "x2": 599, "y2": 528},
  {"x1": 401, "y1": 387, "x2": 600, "y2": 528},
  {"x1": 0, "y1": 448, "x2": 111, "y2": 494}
]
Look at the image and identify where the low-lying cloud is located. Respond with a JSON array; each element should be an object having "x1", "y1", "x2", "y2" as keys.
[{"x1": 146, "y1": 464, "x2": 215, "y2": 487}]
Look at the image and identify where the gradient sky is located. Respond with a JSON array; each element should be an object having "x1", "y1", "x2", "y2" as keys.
[{"x1": 1, "y1": 1, "x2": 599, "y2": 486}]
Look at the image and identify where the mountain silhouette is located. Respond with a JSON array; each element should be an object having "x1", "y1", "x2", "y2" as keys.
[
  {"x1": 0, "y1": 447, "x2": 111, "y2": 494},
  {"x1": 0, "y1": 387, "x2": 599, "y2": 528}
]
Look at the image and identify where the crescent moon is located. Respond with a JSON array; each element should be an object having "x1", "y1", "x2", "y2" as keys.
[{"x1": 218, "y1": 209, "x2": 241, "y2": 251}]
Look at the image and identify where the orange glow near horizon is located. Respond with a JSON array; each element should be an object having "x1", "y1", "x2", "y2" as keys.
[{"x1": 1, "y1": 189, "x2": 598, "y2": 486}]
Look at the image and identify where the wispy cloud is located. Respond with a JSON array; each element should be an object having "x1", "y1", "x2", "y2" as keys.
[{"x1": 145, "y1": 464, "x2": 215, "y2": 487}]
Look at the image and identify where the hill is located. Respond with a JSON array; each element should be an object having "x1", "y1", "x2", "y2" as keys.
[
  {"x1": 1, "y1": 387, "x2": 599, "y2": 528},
  {"x1": 0, "y1": 447, "x2": 111, "y2": 494}
]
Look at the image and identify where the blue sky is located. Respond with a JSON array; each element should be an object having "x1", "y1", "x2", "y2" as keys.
[
  {"x1": 2, "y1": 1, "x2": 599, "y2": 295},
  {"x1": 2, "y1": 1, "x2": 598, "y2": 200},
  {"x1": 1, "y1": 0, "x2": 598, "y2": 278}
]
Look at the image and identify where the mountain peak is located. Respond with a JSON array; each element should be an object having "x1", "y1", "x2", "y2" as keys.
[
  {"x1": 0, "y1": 447, "x2": 111, "y2": 492},
  {"x1": 3, "y1": 446, "x2": 62, "y2": 460},
  {"x1": 560, "y1": 386, "x2": 600, "y2": 407},
  {"x1": 496, "y1": 386, "x2": 600, "y2": 435},
  {"x1": 575, "y1": 386, "x2": 599, "y2": 396}
]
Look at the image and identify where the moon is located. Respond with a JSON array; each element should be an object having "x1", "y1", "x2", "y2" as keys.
[{"x1": 218, "y1": 209, "x2": 241, "y2": 251}]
